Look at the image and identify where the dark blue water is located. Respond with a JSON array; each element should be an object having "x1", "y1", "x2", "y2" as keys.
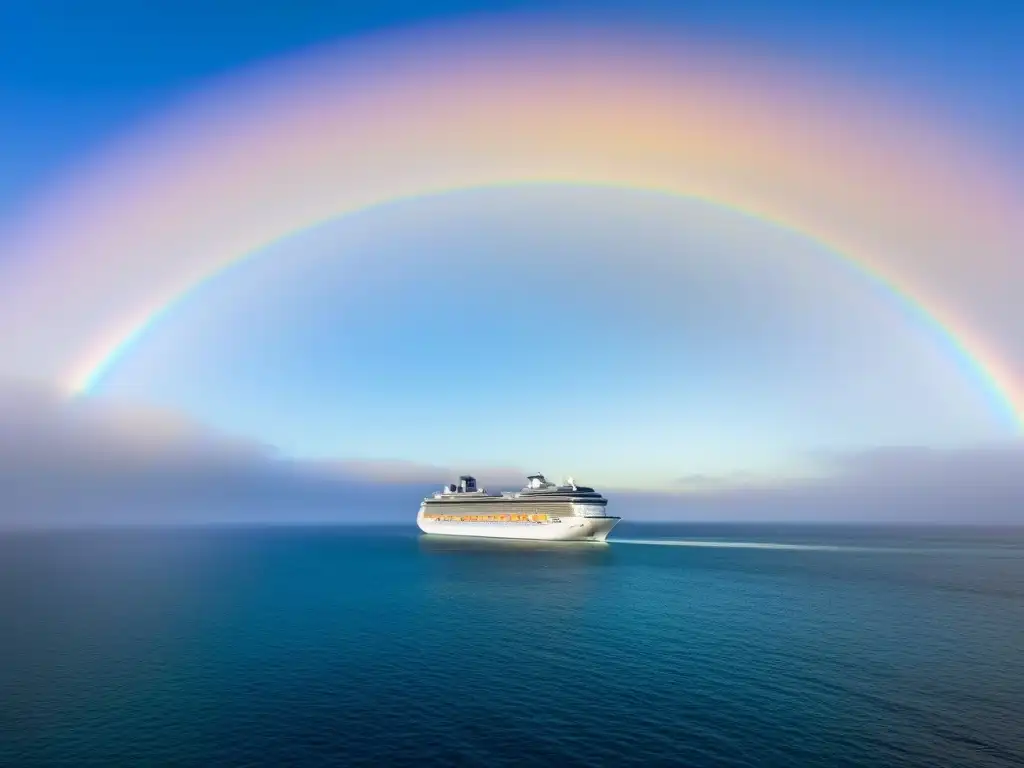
[{"x1": 2, "y1": 523, "x2": 1023, "y2": 767}]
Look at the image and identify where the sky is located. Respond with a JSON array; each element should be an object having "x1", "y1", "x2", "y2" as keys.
[{"x1": 0, "y1": 0, "x2": 1021, "y2": 524}]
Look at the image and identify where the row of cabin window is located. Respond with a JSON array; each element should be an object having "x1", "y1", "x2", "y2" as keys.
[{"x1": 427, "y1": 514, "x2": 550, "y2": 522}]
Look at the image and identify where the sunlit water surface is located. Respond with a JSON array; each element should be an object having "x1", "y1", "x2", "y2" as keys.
[{"x1": 2, "y1": 523, "x2": 1023, "y2": 766}]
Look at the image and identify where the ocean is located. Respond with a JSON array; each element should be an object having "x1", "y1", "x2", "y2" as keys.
[{"x1": 2, "y1": 523, "x2": 1023, "y2": 767}]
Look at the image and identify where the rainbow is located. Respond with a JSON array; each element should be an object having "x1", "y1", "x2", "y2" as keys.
[
  {"x1": 1, "y1": 19, "x2": 1021, "y2": 426},
  {"x1": 66, "y1": 180, "x2": 1022, "y2": 431}
]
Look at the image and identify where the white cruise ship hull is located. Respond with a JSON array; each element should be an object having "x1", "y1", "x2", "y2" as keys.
[{"x1": 417, "y1": 507, "x2": 620, "y2": 542}]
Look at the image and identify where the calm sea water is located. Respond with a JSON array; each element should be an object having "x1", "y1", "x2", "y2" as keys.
[{"x1": 2, "y1": 523, "x2": 1023, "y2": 767}]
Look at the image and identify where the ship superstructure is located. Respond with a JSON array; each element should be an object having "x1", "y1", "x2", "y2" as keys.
[{"x1": 416, "y1": 474, "x2": 620, "y2": 541}]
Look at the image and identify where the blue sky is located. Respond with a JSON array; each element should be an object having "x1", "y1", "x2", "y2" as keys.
[
  {"x1": 93, "y1": 187, "x2": 1008, "y2": 487},
  {"x1": 2, "y1": 0, "x2": 1021, "y2": 212},
  {"x1": 1, "y1": 0, "x2": 1022, "y2": 500}
]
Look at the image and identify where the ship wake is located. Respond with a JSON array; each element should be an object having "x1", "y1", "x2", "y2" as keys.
[{"x1": 611, "y1": 538, "x2": 864, "y2": 552}]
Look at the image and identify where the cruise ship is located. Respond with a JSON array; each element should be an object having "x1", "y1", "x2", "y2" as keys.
[{"x1": 416, "y1": 474, "x2": 620, "y2": 542}]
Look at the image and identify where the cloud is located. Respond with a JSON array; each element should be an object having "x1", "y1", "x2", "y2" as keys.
[
  {"x1": 305, "y1": 459, "x2": 526, "y2": 488},
  {"x1": 637, "y1": 443, "x2": 1024, "y2": 522},
  {"x1": 1, "y1": 380, "x2": 1022, "y2": 527},
  {"x1": 0, "y1": 380, "x2": 516, "y2": 528},
  {"x1": 674, "y1": 470, "x2": 777, "y2": 491}
]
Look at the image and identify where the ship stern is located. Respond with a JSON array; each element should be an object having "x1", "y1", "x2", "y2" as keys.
[{"x1": 416, "y1": 503, "x2": 431, "y2": 534}]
